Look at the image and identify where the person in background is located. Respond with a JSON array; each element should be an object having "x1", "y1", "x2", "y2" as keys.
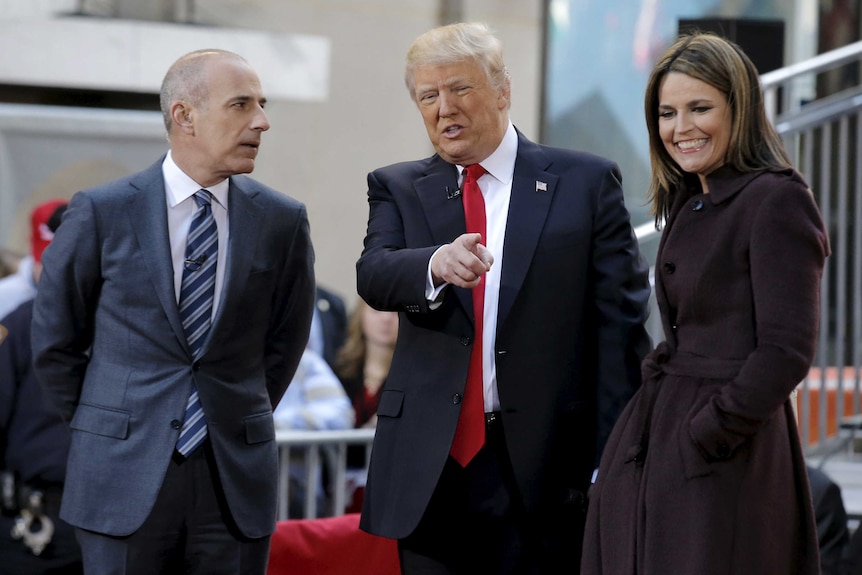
[
  {"x1": 309, "y1": 285, "x2": 349, "y2": 373},
  {"x1": 273, "y1": 347, "x2": 353, "y2": 517},
  {"x1": 0, "y1": 199, "x2": 67, "y2": 320},
  {"x1": 581, "y1": 32, "x2": 829, "y2": 575},
  {"x1": 807, "y1": 465, "x2": 850, "y2": 575},
  {"x1": 355, "y1": 22, "x2": 651, "y2": 573},
  {"x1": 844, "y1": 522, "x2": 862, "y2": 575},
  {"x1": 0, "y1": 248, "x2": 22, "y2": 280},
  {"x1": 335, "y1": 298, "x2": 399, "y2": 431},
  {"x1": 0, "y1": 205, "x2": 81, "y2": 575},
  {"x1": 334, "y1": 299, "x2": 398, "y2": 513},
  {"x1": 31, "y1": 49, "x2": 315, "y2": 575}
]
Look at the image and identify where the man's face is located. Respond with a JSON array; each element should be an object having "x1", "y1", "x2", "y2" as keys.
[
  {"x1": 185, "y1": 57, "x2": 270, "y2": 186},
  {"x1": 412, "y1": 58, "x2": 509, "y2": 165}
]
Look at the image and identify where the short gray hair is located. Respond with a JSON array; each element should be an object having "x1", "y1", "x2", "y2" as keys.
[{"x1": 159, "y1": 49, "x2": 247, "y2": 132}]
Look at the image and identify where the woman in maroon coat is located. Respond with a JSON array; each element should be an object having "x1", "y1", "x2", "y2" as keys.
[{"x1": 581, "y1": 33, "x2": 830, "y2": 574}]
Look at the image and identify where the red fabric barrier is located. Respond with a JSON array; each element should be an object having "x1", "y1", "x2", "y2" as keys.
[{"x1": 267, "y1": 513, "x2": 401, "y2": 575}]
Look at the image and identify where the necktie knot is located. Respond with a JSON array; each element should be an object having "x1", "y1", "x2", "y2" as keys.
[
  {"x1": 194, "y1": 189, "x2": 213, "y2": 208},
  {"x1": 464, "y1": 164, "x2": 486, "y2": 184}
]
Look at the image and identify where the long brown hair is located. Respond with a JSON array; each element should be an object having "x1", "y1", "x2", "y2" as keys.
[
  {"x1": 335, "y1": 299, "x2": 369, "y2": 381},
  {"x1": 644, "y1": 32, "x2": 791, "y2": 225}
]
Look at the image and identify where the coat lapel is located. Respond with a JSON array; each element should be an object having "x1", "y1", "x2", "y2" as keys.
[
  {"x1": 127, "y1": 159, "x2": 189, "y2": 352},
  {"x1": 415, "y1": 157, "x2": 476, "y2": 320},
  {"x1": 210, "y1": 177, "x2": 259, "y2": 340},
  {"x1": 497, "y1": 134, "x2": 557, "y2": 330}
]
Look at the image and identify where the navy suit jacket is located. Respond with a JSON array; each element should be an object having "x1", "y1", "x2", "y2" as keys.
[
  {"x1": 357, "y1": 130, "x2": 651, "y2": 539},
  {"x1": 31, "y1": 158, "x2": 315, "y2": 538}
]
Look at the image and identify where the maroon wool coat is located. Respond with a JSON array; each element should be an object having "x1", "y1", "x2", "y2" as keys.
[{"x1": 581, "y1": 167, "x2": 830, "y2": 575}]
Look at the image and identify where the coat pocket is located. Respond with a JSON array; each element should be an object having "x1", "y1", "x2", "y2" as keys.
[
  {"x1": 244, "y1": 412, "x2": 275, "y2": 444},
  {"x1": 376, "y1": 389, "x2": 404, "y2": 418},
  {"x1": 70, "y1": 403, "x2": 130, "y2": 439},
  {"x1": 679, "y1": 386, "x2": 717, "y2": 480}
]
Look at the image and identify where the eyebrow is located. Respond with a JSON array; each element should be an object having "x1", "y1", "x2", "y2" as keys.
[
  {"x1": 228, "y1": 94, "x2": 266, "y2": 104},
  {"x1": 659, "y1": 98, "x2": 715, "y2": 108},
  {"x1": 415, "y1": 76, "x2": 472, "y2": 93}
]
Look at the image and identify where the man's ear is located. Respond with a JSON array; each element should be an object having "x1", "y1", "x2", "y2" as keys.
[
  {"x1": 497, "y1": 85, "x2": 511, "y2": 111},
  {"x1": 171, "y1": 101, "x2": 194, "y2": 133}
]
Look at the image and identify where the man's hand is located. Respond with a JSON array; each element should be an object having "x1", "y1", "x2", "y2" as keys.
[{"x1": 430, "y1": 233, "x2": 494, "y2": 288}]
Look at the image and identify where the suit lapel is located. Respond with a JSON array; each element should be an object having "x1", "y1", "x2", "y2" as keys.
[
  {"x1": 210, "y1": 177, "x2": 258, "y2": 340},
  {"x1": 497, "y1": 134, "x2": 557, "y2": 329},
  {"x1": 128, "y1": 159, "x2": 189, "y2": 351},
  {"x1": 416, "y1": 157, "x2": 476, "y2": 320}
]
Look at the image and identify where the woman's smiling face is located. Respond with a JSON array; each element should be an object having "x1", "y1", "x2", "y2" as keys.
[{"x1": 657, "y1": 71, "x2": 732, "y2": 190}]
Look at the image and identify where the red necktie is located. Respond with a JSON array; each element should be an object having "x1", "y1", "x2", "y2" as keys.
[{"x1": 450, "y1": 164, "x2": 487, "y2": 467}]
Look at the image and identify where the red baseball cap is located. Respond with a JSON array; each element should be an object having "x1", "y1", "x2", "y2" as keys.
[{"x1": 31, "y1": 199, "x2": 68, "y2": 263}]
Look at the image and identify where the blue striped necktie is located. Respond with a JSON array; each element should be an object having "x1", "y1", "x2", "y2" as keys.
[{"x1": 176, "y1": 189, "x2": 218, "y2": 457}]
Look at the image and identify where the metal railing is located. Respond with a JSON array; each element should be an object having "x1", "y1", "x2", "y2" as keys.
[
  {"x1": 762, "y1": 41, "x2": 862, "y2": 453},
  {"x1": 275, "y1": 428, "x2": 375, "y2": 521}
]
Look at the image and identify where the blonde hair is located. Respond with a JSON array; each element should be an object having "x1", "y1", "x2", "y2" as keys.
[{"x1": 404, "y1": 22, "x2": 511, "y2": 105}]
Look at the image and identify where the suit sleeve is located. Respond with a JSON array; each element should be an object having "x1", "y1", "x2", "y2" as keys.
[
  {"x1": 31, "y1": 192, "x2": 100, "y2": 422},
  {"x1": 356, "y1": 169, "x2": 441, "y2": 312},
  {"x1": 689, "y1": 182, "x2": 829, "y2": 459},
  {"x1": 266, "y1": 204, "x2": 316, "y2": 408},
  {"x1": 590, "y1": 164, "x2": 653, "y2": 461}
]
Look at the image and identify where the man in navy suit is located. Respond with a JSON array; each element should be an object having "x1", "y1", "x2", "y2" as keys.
[
  {"x1": 356, "y1": 23, "x2": 651, "y2": 573},
  {"x1": 31, "y1": 49, "x2": 315, "y2": 574}
]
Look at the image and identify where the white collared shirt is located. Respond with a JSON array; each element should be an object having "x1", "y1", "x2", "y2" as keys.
[
  {"x1": 427, "y1": 121, "x2": 518, "y2": 412},
  {"x1": 162, "y1": 151, "x2": 230, "y2": 318}
]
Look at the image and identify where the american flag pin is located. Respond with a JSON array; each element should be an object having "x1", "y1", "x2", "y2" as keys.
[{"x1": 536, "y1": 181, "x2": 548, "y2": 192}]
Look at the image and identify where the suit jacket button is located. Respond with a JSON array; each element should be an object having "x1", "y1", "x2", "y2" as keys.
[
  {"x1": 460, "y1": 337, "x2": 470, "y2": 346},
  {"x1": 716, "y1": 442, "x2": 731, "y2": 459},
  {"x1": 193, "y1": 361, "x2": 201, "y2": 371},
  {"x1": 663, "y1": 262, "x2": 676, "y2": 274},
  {"x1": 692, "y1": 199, "x2": 704, "y2": 211},
  {"x1": 171, "y1": 419, "x2": 181, "y2": 429},
  {"x1": 452, "y1": 394, "x2": 462, "y2": 405}
]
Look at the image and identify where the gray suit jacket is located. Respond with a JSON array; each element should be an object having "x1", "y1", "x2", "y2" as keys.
[{"x1": 31, "y1": 158, "x2": 315, "y2": 538}]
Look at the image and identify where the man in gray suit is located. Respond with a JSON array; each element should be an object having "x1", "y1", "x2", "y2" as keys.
[{"x1": 31, "y1": 49, "x2": 315, "y2": 574}]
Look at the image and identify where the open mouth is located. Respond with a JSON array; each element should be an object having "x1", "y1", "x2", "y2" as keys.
[
  {"x1": 443, "y1": 125, "x2": 463, "y2": 137},
  {"x1": 676, "y1": 138, "x2": 708, "y2": 152}
]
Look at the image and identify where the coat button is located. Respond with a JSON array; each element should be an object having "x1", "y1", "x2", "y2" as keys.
[
  {"x1": 171, "y1": 419, "x2": 181, "y2": 429},
  {"x1": 193, "y1": 361, "x2": 201, "y2": 371},
  {"x1": 692, "y1": 199, "x2": 704, "y2": 211},
  {"x1": 452, "y1": 393, "x2": 462, "y2": 405},
  {"x1": 460, "y1": 337, "x2": 471, "y2": 346},
  {"x1": 716, "y1": 442, "x2": 731, "y2": 459},
  {"x1": 663, "y1": 262, "x2": 676, "y2": 274}
]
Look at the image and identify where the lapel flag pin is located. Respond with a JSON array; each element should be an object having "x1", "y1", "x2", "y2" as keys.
[{"x1": 536, "y1": 181, "x2": 548, "y2": 192}]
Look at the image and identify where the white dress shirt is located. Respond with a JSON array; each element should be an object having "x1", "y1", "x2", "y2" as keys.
[
  {"x1": 427, "y1": 121, "x2": 518, "y2": 412},
  {"x1": 162, "y1": 151, "x2": 230, "y2": 318}
]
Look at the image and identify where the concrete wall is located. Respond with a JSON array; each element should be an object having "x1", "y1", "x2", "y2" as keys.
[{"x1": 0, "y1": 0, "x2": 543, "y2": 309}]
